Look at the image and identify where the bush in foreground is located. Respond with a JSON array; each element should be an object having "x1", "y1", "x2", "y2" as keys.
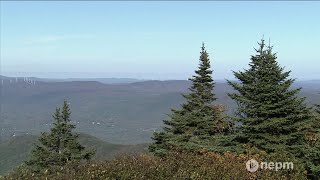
[{"x1": 4, "y1": 151, "x2": 306, "y2": 180}]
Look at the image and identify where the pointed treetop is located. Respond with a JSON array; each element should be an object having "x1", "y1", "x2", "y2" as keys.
[
  {"x1": 258, "y1": 38, "x2": 265, "y2": 53},
  {"x1": 253, "y1": 37, "x2": 275, "y2": 56},
  {"x1": 268, "y1": 38, "x2": 271, "y2": 47}
]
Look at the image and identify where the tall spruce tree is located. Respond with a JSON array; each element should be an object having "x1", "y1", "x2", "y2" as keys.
[
  {"x1": 227, "y1": 39, "x2": 318, "y2": 178},
  {"x1": 25, "y1": 100, "x2": 95, "y2": 172},
  {"x1": 149, "y1": 43, "x2": 231, "y2": 156}
]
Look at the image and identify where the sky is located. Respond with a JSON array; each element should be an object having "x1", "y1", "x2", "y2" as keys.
[{"x1": 1, "y1": 1, "x2": 319, "y2": 80}]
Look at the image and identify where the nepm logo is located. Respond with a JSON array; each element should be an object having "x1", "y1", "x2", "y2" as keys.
[{"x1": 246, "y1": 159, "x2": 294, "y2": 172}]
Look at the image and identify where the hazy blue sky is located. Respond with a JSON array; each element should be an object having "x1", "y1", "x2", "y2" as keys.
[{"x1": 1, "y1": 1, "x2": 319, "y2": 80}]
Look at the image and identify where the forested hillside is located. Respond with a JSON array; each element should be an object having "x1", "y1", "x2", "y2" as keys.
[{"x1": 1, "y1": 78, "x2": 319, "y2": 144}]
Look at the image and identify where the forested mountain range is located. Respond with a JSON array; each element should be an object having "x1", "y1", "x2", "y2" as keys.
[{"x1": 1, "y1": 76, "x2": 319, "y2": 145}]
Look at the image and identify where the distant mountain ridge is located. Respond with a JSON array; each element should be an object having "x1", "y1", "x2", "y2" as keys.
[
  {"x1": 0, "y1": 75, "x2": 144, "y2": 84},
  {"x1": 1, "y1": 76, "x2": 319, "y2": 145}
]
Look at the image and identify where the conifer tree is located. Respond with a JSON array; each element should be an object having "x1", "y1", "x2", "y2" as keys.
[
  {"x1": 227, "y1": 39, "x2": 318, "y2": 178},
  {"x1": 25, "y1": 100, "x2": 95, "y2": 172},
  {"x1": 306, "y1": 102, "x2": 320, "y2": 179},
  {"x1": 149, "y1": 44, "x2": 231, "y2": 156}
]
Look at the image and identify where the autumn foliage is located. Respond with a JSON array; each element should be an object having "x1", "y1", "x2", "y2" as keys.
[{"x1": 4, "y1": 150, "x2": 306, "y2": 180}]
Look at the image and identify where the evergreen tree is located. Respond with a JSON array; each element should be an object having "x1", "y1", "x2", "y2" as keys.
[
  {"x1": 25, "y1": 100, "x2": 95, "y2": 172},
  {"x1": 227, "y1": 39, "x2": 318, "y2": 178},
  {"x1": 149, "y1": 43, "x2": 231, "y2": 156},
  {"x1": 306, "y1": 102, "x2": 320, "y2": 179}
]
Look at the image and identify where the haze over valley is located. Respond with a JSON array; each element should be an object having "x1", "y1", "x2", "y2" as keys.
[{"x1": 1, "y1": 75, "x2": 319, "y2": 145}]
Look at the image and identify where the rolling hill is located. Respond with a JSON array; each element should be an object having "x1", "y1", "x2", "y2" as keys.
[
  {"x1": 0, "y1": 133, "x2": 148, "y2": 175},
  {"x1": 0, "y1": 77, "x2": 319, "y2": 145}
]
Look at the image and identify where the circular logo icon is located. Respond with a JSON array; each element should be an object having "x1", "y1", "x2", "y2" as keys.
[{"x1": 246, "y1": 159, "x2": 259, "y2": 172}]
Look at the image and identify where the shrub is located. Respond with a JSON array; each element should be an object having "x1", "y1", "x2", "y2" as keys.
[{"x1": 4, "y1": 151, "x2": 306, "y2": 180}]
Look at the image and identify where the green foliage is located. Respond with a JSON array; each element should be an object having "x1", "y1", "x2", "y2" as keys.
[
  {"x1": 25, "y1": 100, "x2": 95, "y2": 172},
  {"x1": 227, "y1": 39, "x2": 318, "y2": 179},
  {"x1": 305, "y1": 103, "x2": 320, "y2": 179},
  {"x1": 150, "y1": 44, "x2": 232, "y2": 156},
  {"x1": 4, "y1": 151, "x2": 307, "y2": 180}
]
